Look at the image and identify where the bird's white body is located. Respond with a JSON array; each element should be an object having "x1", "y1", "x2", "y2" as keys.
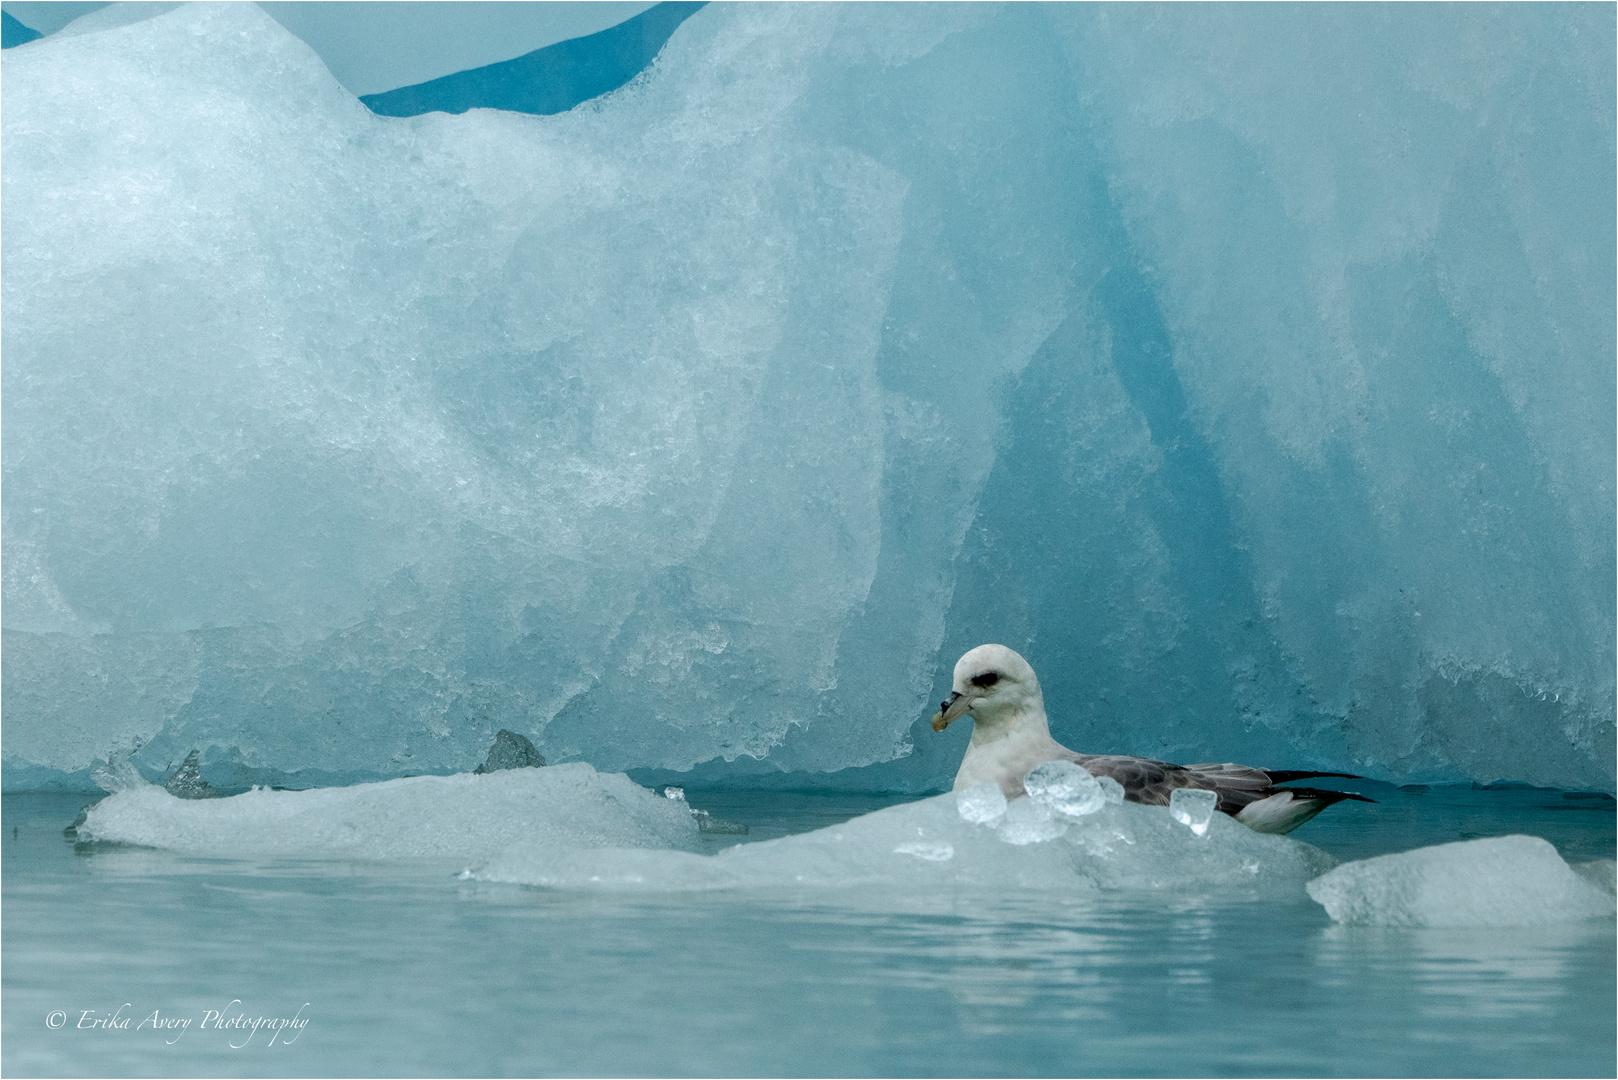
[
  {"x1": 949, "y1": 674, "x2": 1077, "y2": 797},
  {"x1": 1231, "y1": 790, "x2": 1322, "y2": 834},
  {"x1": 937, "y1": 644, "x2": 1073, "y2": 798},
  {"x1": 932, "y1": 644, "x2": 1367, "y2": 834}
]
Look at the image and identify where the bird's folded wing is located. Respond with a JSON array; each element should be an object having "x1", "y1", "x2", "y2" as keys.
[{"x1": 1071, "y1": 754, "x2": 1200, "y2": 807}]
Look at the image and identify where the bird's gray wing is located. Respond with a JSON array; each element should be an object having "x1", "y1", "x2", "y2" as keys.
[
  {"x1": 1180, "y1": 761, "x2": 1277, "y2": 814},
  {"x1": 1071, "y1": 755, "x2": 1201, "y2": 807},
  {"x1": 1072, "y1": 756, "x2": 1372, "y2": 818},
  {"x1": 1182, "y1": 762, "x2": 1374, "y2": 816}
]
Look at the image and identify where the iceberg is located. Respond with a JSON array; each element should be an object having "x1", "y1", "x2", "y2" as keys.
[
  {"x1": 3, "y1": 3, "x2": 1612, "y2": 794},
  {"x1": 471, "y1": 789, "x2": 1337, "y2": 895},
  {"x1": 1306, "y1": 835, "x2": 1615, "y2": 927}
]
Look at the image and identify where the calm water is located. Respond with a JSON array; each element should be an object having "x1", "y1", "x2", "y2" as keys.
[{"x1": 3, "y1": 784, "x2": 1613, "y2": 1078}]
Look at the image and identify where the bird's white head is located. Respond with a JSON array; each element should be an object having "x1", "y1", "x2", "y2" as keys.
[{"x1": 930, "y1": 644, "x2": 1045, "y2": 735}]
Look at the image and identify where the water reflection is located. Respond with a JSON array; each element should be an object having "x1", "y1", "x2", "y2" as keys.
[
  {"x1": 6, "y1": 793, "x2": 1613, "y2": 1078},
  {"x1": 1316, "y1": 922, "x2": 1587, "y2": 1021}
]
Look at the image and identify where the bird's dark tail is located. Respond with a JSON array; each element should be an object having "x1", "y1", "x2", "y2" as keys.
[
  {"x1": 1266, "y1": 769, "x2": 1366, "y2": 785},
  {"x1": 1280, "y1": 786, "x2": 1376, "y2": 805}
]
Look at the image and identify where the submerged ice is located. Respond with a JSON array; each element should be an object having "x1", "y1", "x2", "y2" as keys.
[{"x1": 3, "y1": 3, "x2": 1613, "y2": 793}]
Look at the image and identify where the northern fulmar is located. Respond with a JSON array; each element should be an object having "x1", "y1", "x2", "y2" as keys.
[{"x1": 932, "y1": 644, "x2": 1372, "y2": 834}]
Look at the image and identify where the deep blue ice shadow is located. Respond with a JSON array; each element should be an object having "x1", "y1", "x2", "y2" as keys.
[{"x1": 360, "y1": 1, "x2": 704, "y2": 118}]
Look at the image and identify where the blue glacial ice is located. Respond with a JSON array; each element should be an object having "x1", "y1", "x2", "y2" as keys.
[
  {"x1": 2, "y1": 2, "x2": 1613, "y2": 795},
  {"x1": 1, "y1": 10, "x2": 42, "y2": 48},
  {"x1": 359, "y1": 1, "x2": 706, "y2": 118}
]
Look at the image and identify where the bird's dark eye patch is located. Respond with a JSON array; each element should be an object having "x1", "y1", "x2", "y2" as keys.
[{"x1": 971, "y1": 672, "x2": 1000, "y2": 689}]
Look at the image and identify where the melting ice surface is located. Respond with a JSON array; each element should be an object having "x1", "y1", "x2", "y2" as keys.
[{"x1": 3, "y1": 1, "x2": 1614, "y2": 796}]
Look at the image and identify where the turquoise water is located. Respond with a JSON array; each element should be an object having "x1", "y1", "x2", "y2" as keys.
[{"x1": 3, "y1": 785, "x2": 1613, "y2": 1078}]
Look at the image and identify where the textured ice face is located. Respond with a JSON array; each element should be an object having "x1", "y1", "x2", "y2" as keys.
[
  {"x1": 3, "y1": 3, "x2": 1613, "y2": 792},
  {"x1": 1306, "y1": 835, "x2": 1615, "y2": 927}
]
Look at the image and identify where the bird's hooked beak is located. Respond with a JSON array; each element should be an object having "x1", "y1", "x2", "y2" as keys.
[{"x1": 931, "y1": 690, "x2": 973, "y2": 732}]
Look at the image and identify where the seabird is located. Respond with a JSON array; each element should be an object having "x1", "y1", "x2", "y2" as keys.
[{"x1": 932, "y1": 644, "x2": 1373, "y2": 835}]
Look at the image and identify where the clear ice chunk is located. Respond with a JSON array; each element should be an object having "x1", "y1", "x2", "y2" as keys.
[
  {"x1": 956, "y1": 783, "x2": 1008, "y2": 824},
  {"x1": 996, "y1": 796, "x2": 1068, "y2": 846},
  {"x1": 1024, "y1": 760, "x2": 1106, "y2": 818},
  {"x1": 1169, "y1": 788, "x2": 1218, "y2": 836},
  {"x1": 663, "y1": 786, "x2": 687, "y2": 801},
  {"x1": 1095, "y1": 776, "x2": 1125, "y2": 805}
]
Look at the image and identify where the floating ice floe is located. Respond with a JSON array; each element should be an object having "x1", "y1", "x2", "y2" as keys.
[
  {"x1": 1306, "y1": 835, "x2": 1616, "y2": 927},
  {"x1": 79, "y1": 755, "x2": 1340, "y2": 898},
  {"x1": 76, "y1": 762, "x2": 701, "y2": 862},
  {"x1": 471, "y1": 790, "x2": 1336, "y2": 894}
]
